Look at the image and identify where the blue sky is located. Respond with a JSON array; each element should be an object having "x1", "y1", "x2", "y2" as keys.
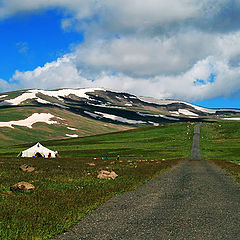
[
  {"x1": 0, "y1": 10, "x2": 83, "y2": 80},
  {"x1": 0, "y1": 1, "x2": 240, "y2": 109}
]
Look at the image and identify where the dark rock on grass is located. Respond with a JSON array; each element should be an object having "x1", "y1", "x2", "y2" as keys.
[
  {"x1": 97, "y1": 170, "x2": 118, "y2": 180},
  {"x1": 19, "y1": 164, "x2": 35, "y2": 173},
  {"x1": 10, "y1": 181, "x2": 35, "y2": 193}
]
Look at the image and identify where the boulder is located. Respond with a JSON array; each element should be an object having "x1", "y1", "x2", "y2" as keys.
[
  {"x1": 97, "y1": 170, "x2": 118, "y2": 180},
  {"x1": 86, "y1": 163, "x2": 96, "y2": 166},
  {"x1": 10, "y1": 181, "x2": 35, "y2": 193},
  {"x1": 19, "y1": 164, "x2": 35, "y2": 173}
]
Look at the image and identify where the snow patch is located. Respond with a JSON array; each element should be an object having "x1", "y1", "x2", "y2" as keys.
[
  {"x1": 218, "y1": 109, "x2": 240, "y2": 113},
  {"x1": 159, "y1": 115, "x2": 179, "y2": 121},
  {"x1": 125, "y1": 103, "x2": 132, "y2": 106},
  {"x1": 66, "y1": 134, "x2": 78, "y2": 138},
  {"x1": 0, "y1": 95, "x2": 7, "y2": 98},
  {"x1": 185, "y1": 103, "x2": 217, "y2": 114},
  {"x1": 36, "y1": 98, "x2": 49, "y2": 104},
  {"x1": 178, "y1": 109, "x2": 199, "y2": 117},
  {"x1": 137, "y1": 112, "x2": 179, "y2": 120},
  {"x1": 1, "y1": 88, "x2": 103, "y2": 106},
  {"x1": 1, "y1": 91, "x2": 37, "y2": 105},
  {"x1": 36, "y1": 98, "x2": 69, "y2": 109},
  {"x1": 139, "y1": 96, "x2": 217, "y2": 114},
  {"x1": 94, "y1": 111, "x2": 146, "y2": 124},
  {"x1": 148, "y1": 121, "x2": 159, "y2": 126},
  {"x1": 37, "y1": 88, "x2": 103, "y2": 101},
  {"x1": 137, "y1": 112, "x2": 159, "y2": 117},
  {"x1": 170, "y1": 111, "x2": 180, "y2": 115},
  {"x1": 0, "y1": 113, "x2": 58, "y2": 128},
  {"x1": 223, "y1": 117, "x2": 240, "y2": 121},
  {"x1": 67, "y1": 127, "x2": 77, "y2": 131},
  {"x1": 84, "y1": 111, "x2": 102, "y2": 118}
]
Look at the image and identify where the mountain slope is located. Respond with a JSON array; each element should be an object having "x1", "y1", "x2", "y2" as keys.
[{"x1": 0, "y1": 88, "x2": 239, "y2": 145}]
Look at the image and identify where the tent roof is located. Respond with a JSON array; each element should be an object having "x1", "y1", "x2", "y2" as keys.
[{"x1": 21, "y1": 142, "x2": 57, "y2": 155}]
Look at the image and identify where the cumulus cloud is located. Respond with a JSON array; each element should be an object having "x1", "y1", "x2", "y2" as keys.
[
  {"x1": 1, "y1": 0, "x2": 240, "y2": 101},
  {"x1": 11, "y1": 55, "x2": 90, "y2": 90},
  {"x1": 7, "y1": 51, "x2": 240, "y2": 101},
  {"x1": 74, "y1": 32, "x2": 216, "y2": 77}
]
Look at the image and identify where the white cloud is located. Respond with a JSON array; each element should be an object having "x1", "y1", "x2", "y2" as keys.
[
  {"x1": 74, "y1": 32, "x2": 215, "y2": 76},
  {"x1": 11, "y1": 55, "x2": 91, "y2": 90},
  {"x1": 6, "y1": 53, "x2": 240, "y2": 101}
]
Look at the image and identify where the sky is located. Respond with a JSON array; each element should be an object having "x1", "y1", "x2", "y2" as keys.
[{"x1": 0, "y1": 0, "x2": 240, "y2": 108}]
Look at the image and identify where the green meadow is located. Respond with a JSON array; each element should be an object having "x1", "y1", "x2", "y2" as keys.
[
  {"x1": 201, "y1": 121, "x2": 240, "y2": 181},
  {"x1": 0, "y1": 123, "x2": 193, "y2": 240}
]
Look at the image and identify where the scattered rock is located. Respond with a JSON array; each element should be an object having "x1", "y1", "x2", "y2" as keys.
[
  {"x1": 10, "y1": 181, "x2": 35, "y2": 193},
  {"x1": 97, "y1": 170, "x2": 118, "y2": 180},
  {"x1": 19, "y1": 164, "x2": 35, "y2": 173},
  {"x1": 86, "y1": 163, "x2": 96, "y2": 166}
]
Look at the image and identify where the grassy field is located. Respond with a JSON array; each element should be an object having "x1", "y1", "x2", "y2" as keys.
[
  {"x1": 0, "y1": 123, "x2": 192, "y2": 240},
  {"x1": 201, "y1": 121, "x2": 240, "y2": 181}
]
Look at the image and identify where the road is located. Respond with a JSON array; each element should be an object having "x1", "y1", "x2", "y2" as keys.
[{"x1": 53, "y1": 124, "x2": 240, "y2": 240}]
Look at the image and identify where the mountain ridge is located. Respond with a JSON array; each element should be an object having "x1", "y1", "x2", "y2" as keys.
[{"x1": 0, "y1": 88, "x2": 239, "y2": 145}]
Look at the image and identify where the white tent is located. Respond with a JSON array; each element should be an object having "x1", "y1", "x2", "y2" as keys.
[{"x1": 19, "y1": 142, "x2": 58, "y2": 158}]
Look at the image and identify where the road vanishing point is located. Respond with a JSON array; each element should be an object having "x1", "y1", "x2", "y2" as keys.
[{"x1": 54, "y1": 124, "x2": 240, "y2": 240}]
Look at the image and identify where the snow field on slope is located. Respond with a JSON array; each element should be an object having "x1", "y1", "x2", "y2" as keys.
[
  {"x1": 36, "y1": 98, "x2": 69, "y2": 109},
  {"x1": 84, "y1": 111, "x2": 147, "y2": 124},
  {"x1": 1, "y1": 88, "x2": 103, "y2": 106},
  {"x1": 0, "y1": 113, "x2": 59, "y2": 128},
  {"x1": 178, "y1": 109, "x2": 199, "y2": 117},
  {"x1": 223, "y1": 117, "x2": 240, "y2": 120},
  {"x1": 139, "y1": 96, "x2": 217, "y2": 114},
  {"x1": 137, "y1": 112, "x2": 179, "y2": 120}
]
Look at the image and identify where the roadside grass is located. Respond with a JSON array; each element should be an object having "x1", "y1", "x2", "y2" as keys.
[
  {"x1": 201, "y1": 121, "x2": 240, "y2": 181},
  {"x1": 0, "y1": 123, "x2": 192, "y2": 240}
]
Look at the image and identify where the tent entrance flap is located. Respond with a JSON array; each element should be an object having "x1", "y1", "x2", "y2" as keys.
[{"x1": 35, "y1": 152, "x2": 44, "y2": 158}]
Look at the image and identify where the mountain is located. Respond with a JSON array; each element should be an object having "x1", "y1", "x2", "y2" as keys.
[{"x1": 0, "y1": 88, "x2": 239, "y2": 145}]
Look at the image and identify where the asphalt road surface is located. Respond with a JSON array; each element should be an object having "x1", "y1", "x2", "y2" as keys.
[{"x1": 53, "y1": 124, "x2": 240, "y2": 240}]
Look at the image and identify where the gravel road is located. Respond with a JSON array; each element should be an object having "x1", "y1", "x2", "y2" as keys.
[{"x1": 53, "y1": 124, "x2": 240, "y2": 240}]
